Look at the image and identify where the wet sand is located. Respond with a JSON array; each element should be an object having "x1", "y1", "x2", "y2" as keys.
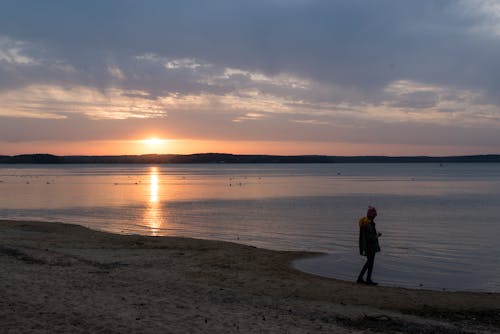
[{"x1": 1, "y1": 219, "x2": 499, "y2": 333}]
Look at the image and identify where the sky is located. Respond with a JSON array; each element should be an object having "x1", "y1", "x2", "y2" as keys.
[{"x1": 1, "y1": 0, "x2": 500, "y2": 156}]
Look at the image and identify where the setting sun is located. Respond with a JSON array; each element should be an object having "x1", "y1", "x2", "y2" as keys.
[
  {"x1": 143, "y1": 138, "x2": 166, "y2": 145},
  {"x1": 139, "y1": 138, "x2": 169, "y2": 153}
]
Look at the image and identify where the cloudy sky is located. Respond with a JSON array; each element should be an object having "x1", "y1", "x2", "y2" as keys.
[{"x1": 1, "y1": 0, "x2": 500, "y2": 156}]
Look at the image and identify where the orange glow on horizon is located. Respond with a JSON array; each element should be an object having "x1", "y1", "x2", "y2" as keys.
[{"x1": 0, "y1": 138, "x2": 496, "y2": 157}]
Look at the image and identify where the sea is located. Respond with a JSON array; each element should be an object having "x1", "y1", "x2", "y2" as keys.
[{"x1": 1, "y1": 163, "x2": 499, "y2": 292}]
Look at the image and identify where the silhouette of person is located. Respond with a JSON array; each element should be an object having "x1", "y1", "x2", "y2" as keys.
[{"x1": 357, "y1": 206, "x2": 381, "y2": 285}]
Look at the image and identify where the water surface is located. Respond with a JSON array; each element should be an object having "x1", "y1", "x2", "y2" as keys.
[{"x1": 1, "y1": 163, "x2": 499, "y2": 292}]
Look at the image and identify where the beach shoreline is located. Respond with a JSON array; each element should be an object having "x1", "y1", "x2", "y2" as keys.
[{"x1": 1, "y1": 219, "x2": 499, "y2": 333}]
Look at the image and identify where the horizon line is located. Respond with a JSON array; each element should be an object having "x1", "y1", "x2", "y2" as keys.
[{"x1": 2, "y1": 152, "x2": 500, "y2": 158}]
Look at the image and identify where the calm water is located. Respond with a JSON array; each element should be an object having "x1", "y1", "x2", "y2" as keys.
[{"x1": 1, "y1": 163, "x2": 499, "y2": 292}]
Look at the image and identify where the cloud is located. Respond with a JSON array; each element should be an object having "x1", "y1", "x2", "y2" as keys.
[
  {"x1": 1, "y1": 1, "x2": 499, "y2": 94},
  {"x1": 0, "y1": 36, "x2": 38, "y2": 65},
  {"x1": 0, "y1": 85, "x2": 170, "y2": 119},
  {"x1": 1, "y1": 1, "x2": 500, "y2": 154}
]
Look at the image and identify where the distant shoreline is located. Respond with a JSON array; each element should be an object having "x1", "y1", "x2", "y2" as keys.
[{"x1": 1, "y1": 153, "x2": 500, "y2": 164}]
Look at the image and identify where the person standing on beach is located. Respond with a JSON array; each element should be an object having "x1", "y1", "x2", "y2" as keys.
[{"x1": 357, "y1": 206, "x2": 381, "y2": 285}]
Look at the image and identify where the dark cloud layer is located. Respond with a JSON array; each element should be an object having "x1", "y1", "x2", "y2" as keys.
[{"x1": 1, "y1": 0, "x2": 499, "y2": 96}]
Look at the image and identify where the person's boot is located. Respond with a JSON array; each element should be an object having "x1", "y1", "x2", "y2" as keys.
[
  {"x1": 356, "y1": 277, "x2": 365, "y2": 284},
  {"x1": 366, "y1": 280, "x2": 378, "y2": 286}
]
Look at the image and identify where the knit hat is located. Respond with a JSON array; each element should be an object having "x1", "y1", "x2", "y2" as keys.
[{"x1": 367, "y1": 206, "x2": 377, "y2": 219}]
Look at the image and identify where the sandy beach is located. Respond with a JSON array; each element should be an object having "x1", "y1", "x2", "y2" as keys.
[{"x1": 1, "y1": 220, "x2": 499, "y2": 333}]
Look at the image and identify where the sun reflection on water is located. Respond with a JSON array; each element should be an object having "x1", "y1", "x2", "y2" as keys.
[
  {"x1": 144, "y1": 166, "x2": 163, "y2": 235},
  {"x1": 150, "y1": 171, "x2": 159, "y2": 203}
]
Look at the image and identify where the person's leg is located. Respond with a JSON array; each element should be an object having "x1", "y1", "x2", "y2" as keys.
[
  {"x1": 366, "y1": 252, "x2": 377, "y2": 284},
  {"x1": 357, "y1": 258, "x2": 369, "y2": 283}
]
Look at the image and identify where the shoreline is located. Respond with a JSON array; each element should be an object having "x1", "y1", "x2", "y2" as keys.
[
  {"x1": 293, "y1": 254, "x2": 500, "y2": 294},
  {"x1": 1, "y1": 219, "x2": 499, "y2": 333}
]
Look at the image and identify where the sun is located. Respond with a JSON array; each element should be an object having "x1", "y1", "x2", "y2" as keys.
[
  {"x1": 143, "y1": 138, "x2": 165, "y2": 145},
  {"x1": 140, "y1": 137, "x2": 169, "y2": 153}
]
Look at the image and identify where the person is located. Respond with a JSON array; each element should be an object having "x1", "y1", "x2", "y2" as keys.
[{"x1": 357, "y1": 206, "x2": 381, "y2": 285}]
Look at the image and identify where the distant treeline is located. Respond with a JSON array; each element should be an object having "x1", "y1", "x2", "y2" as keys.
[{"x1": 1, "y1": 153, "x2": 500, "y2": 164}]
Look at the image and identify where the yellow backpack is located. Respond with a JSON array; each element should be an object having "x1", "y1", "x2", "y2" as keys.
[{"x1": 358, "y1": 217, "x2": 370, "y2": 228}]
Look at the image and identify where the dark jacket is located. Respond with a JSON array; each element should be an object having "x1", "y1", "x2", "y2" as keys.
[{"x1": 359, "y1": 219, "x2": 381, "y2": 256}]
